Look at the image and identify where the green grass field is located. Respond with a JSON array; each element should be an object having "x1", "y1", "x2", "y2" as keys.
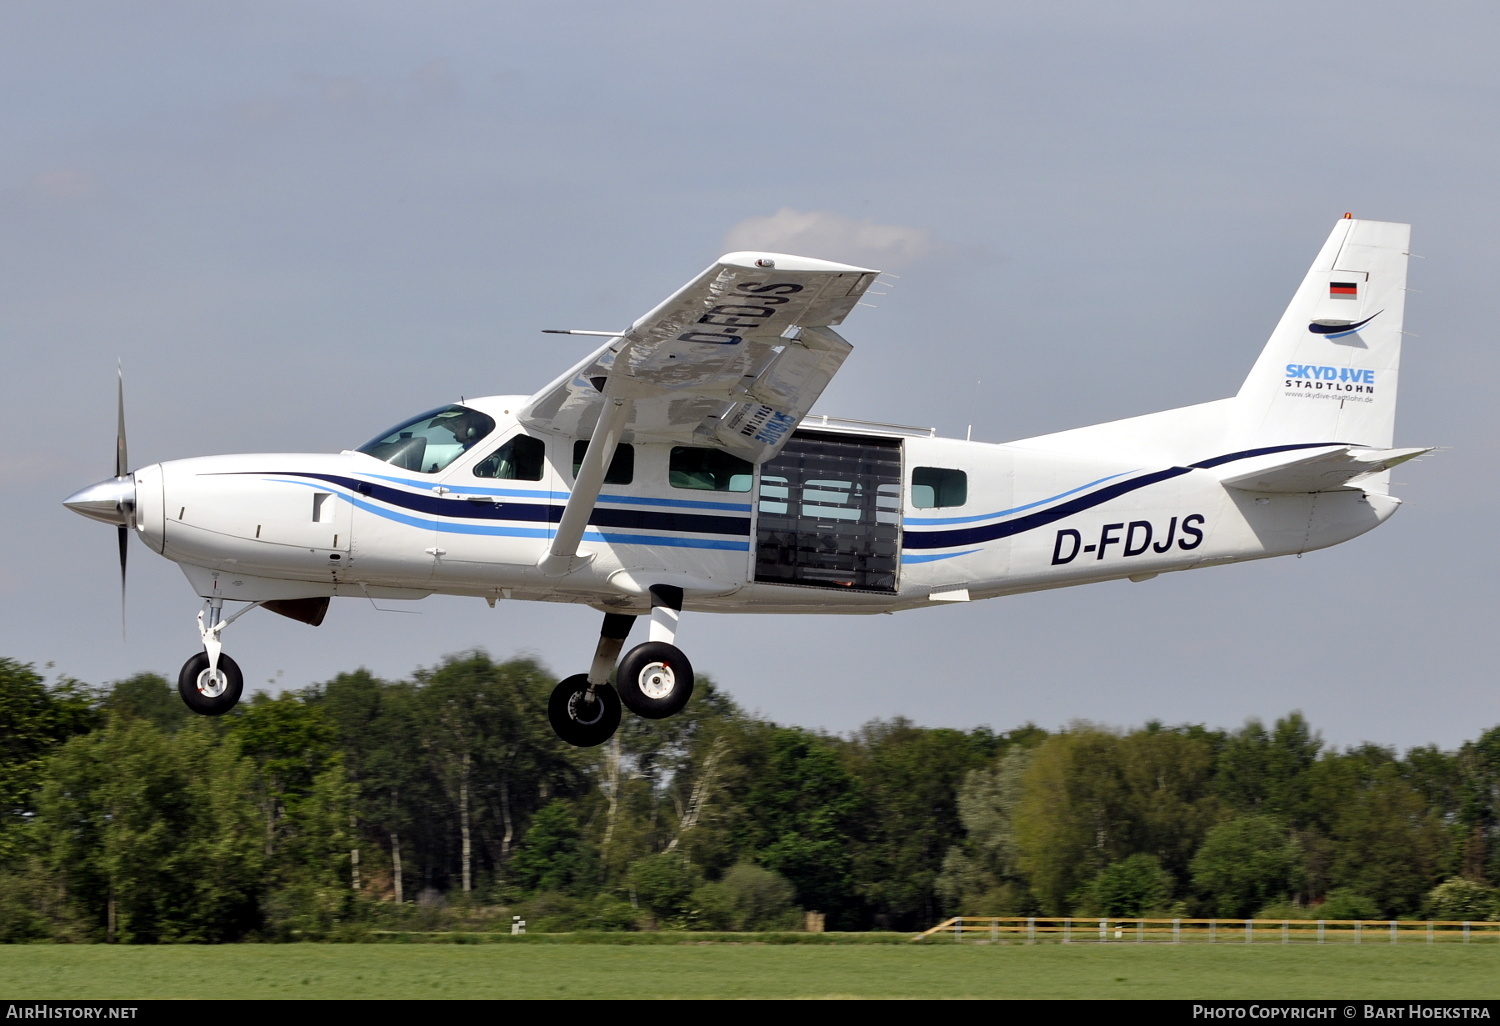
[{"x1": 2, "y1": 943, "x2": 1498, "y2": 999}]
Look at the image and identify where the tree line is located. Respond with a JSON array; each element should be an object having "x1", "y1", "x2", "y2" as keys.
[{"x1": 1, "y1": 653, "x2": 1498, "y2": 941}]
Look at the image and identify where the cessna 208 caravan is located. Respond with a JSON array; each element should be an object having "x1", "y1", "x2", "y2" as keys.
[{"x1": 65, "y1": 215, "x2": 1427, "y2": 746}]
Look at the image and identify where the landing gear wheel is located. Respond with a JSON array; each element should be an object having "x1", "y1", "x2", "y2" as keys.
[
  {"x1": 547, "y1": 674, "x2": 622, "y2": 748},
  {"x1": 616, "y1": 642, "x2": 694, "y2": 719},
  {"x1": 177, "y1": 651, "x2": 244, "y2": 716}
]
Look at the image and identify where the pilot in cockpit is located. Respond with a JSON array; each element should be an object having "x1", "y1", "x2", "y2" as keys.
[{"x1": 357, "y1": 404, "x2": 497, "y2": 474}]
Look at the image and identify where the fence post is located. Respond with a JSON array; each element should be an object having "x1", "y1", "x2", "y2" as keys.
[
  {"x1": 1390, "y1": 920, "x2": 1397, "y2": 945},
  {"x1": 1064, "y1": 918, "x2": 1072, "y2": 944},
  {"x1": 991, "y1": 918, "x2": 998, "y2": 943},
  {"x1": 1245, "y1": 919, "x2": 1252, "y2": 945},
  {"x1": 1099, "y1": 918, "x2": 1107, "y2": 943},
  {"x1": 955, "y1": 916, "x2": 961, "y2": 943},
  {"x1": 1427, "y1": 921, "x2": 1433, "y2": 945},
  {"x1": 1138, "y1": 919, "x2": 1144, "y2": 944},
  {"x1": 1283, "y1": 920, "x2": 1289, "y2": 945},
  {"x1": 1317, "y1": 920, "x2": 1324, "y2": 945},
  {"x1": 1210, "y1": 918, "x2": 1216, "y2": 944},
  {"x1": 1464, "y1": 921, "x2": 1470, "y2": 944},
  {"x1": 1173, "y1": 918, "x2": 1180, "y2": 944}
]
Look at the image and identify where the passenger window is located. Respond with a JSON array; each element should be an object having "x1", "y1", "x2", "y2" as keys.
[
  {"x1": 759, "y1": 475, "x2": 790, "y2": 514},
  {"x1": 912, "y1": 467, "x2": 967, "y2": 509},
  {"x1": 571, "y1": 441, "x2": 635, "y2": 485},
  {"x1": 802, "y1": 479, "x2": 863, "y2": 522},
  {"x1": 473, "y1": 435, "x2": 545, "y2": 480},
  {"x1": 669, "y1": 447, "x2": 753, "y2": 492}
]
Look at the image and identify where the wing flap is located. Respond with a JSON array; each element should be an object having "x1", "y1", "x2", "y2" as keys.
[
  {"x1": 711, "y1": 326, "x2": 854, "y2": 461},
  {"x1": 1219, "y1": 445, "x2": 1431, "y2": 493},
  {"x1": 518, "y1": 253, "x2": 877, "y2": 458}
]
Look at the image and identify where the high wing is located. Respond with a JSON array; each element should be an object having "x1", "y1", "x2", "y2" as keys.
[{"x1": 519, "y1": 252, "x2": 879, "y2": 464}]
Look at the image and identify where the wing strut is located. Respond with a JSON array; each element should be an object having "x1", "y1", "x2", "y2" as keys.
[{"x1": 538, "y1": 394, "x2": 633, "y2": 577}]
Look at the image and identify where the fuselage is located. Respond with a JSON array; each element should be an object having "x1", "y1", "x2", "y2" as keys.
[{"x1": 122, "y1": 393, "x2": 1399, "y2": 617}]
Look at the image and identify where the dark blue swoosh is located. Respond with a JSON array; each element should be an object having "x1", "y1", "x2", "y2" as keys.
[
  {"x1": 218, "y1": 472, "x2": 751, "y2": 537},
  {"x1": 903, "y1": 442, "x2": 1345, "y2": 550},
  {"x1": 1308, "y1": 312, "x2": 1380, "y2": 336}
]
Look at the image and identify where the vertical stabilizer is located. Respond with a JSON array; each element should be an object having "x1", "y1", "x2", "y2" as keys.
[{"x1": 1233, "y1": 218, "x2": 1409, "y2": 451}]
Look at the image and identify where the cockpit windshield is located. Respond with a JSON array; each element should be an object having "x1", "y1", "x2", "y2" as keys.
[{"x1": 356, "y1": 405, "x2": 496, "y2": 474}]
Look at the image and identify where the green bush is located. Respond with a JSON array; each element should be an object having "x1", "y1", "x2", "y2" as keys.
[
  {"x1": 587, "y1": 893, "x2": 642, "y2": 931},
  {"x1": 1086, "y1": 854, "x2": 1174, "y2": 917},
  {"x1": 263, "y1": 879, "x2": 352, "y2": 941},
  {"x1": 628, "y1": 852, "x2": 702, "y2": 926},
  {"x1": 1425, "y1": 877, "x2": 1500, "y2": 922},
  {"x1": 518, "y1": 891, "x2": 586, "y2": 933},
  {"x1": 0, "y1": 865, "x2": 82, "y2": 943},
  {"x1": 509, "y1": 802, "x2": 599, "y2": 897},
  {"x1": 686, "y1": 863, "x2": 799, "y2": 931},
  {"x1": 1190, "y1": 815, "x2": 1303, "y2": 918},
  {"x1": 689, "y1": 880, "x2": 738, "y2": 931},
  {"x1": 1316, "y1": 890, "x2": 1382, "y2": 920}
]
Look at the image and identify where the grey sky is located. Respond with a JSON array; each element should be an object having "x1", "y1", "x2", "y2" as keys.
[{"x1": 4, "y1": 1, "x2": 1494, "y2": 750}]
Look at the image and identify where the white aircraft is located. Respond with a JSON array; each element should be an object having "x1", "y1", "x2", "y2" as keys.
[{"x1": 65, "y1": 216, "x2": 1427, "y2": 746}]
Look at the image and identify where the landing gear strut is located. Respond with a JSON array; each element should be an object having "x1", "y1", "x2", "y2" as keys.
[
  {"x1": 177, "y1": 597, "x2": 257, "y2": 716},
  {"x1": 547, "y1": 586, "x2": 696, "y2": 747}
]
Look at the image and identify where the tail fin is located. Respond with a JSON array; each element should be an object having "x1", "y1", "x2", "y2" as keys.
[{"x1": 1233, "y1": 217, "x2": 1410, "y2": 450}]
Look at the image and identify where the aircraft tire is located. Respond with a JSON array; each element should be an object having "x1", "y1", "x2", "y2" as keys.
[
  {"x1": 615, "y1": 642, "x2": 694, "y2": 720},
  {"x1": 177, "y1": 651, "x2": 244, "y2": 716},
  {"x1": 547, "y1": 674, "x2": 621, "y2": 748}
]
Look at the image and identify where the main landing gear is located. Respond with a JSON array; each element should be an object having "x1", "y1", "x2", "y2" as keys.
[
  {"x1": 547, "y1": 585, "x2": 696, "y2": 748},
  {"x1": 177, "y1": 597, "x2": 259, "y2": 716}
]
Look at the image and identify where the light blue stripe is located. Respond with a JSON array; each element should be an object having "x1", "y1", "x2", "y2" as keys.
[
  {"x1": 901, "y1": 549, "x2": 981, "y2": 564},
  {"x1": 597, "y1": 493, "x2": 753, "y2": 512},
  {"x1": 581, "y1": 530, "x2": 748, "y2": 551},
  {"x1": 269, "y1": 477, "x2": 745, "y2": 552},
  {"x1": 903, "y1": 471, "x2": 1135, "y2": 526},
  {"x1": 359, "y1": 472, "x2": 753, "y2": 509}
]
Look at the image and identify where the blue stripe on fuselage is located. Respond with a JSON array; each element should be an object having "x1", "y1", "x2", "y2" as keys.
[
  {"x1": 902, "y1": 442, "x2": 1345, "y2": 550},
  {"x1": 244, "y1": 472, "x2": 751, "y2": 551}
]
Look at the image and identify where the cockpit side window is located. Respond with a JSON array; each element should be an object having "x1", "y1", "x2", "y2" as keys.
[
  {"x1": 474, "y1": 435, "x2": 545, "y2": 481},
  {"x1": 357, "y1": 405, "x2": 497, "y2": 474}
]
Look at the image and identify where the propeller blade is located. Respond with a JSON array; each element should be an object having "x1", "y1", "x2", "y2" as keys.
[
  {"x1": 115, "y1": 362, "x2": 128, "y2": 479},
  {"x1": 116, "y1": 362, "x2": 129, "y2": 639},
  {"x1": 118, "y1": 523, "x2": 128, "y2": 638}
]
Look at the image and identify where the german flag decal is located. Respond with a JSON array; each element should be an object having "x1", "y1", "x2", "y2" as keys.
[{"x1": 1329, "y1": 281, "x2": 1359, "y2": 300}]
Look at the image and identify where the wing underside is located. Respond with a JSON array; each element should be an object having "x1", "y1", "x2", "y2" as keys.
[{"x1": 519, "y1": 252, "x2": 879, "y2": 464}]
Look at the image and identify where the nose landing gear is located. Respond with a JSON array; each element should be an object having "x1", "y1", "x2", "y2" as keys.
[
  {"x1": 547, "y1": 674, "x2": 622, "y2": 748},
  {"x1": 547, "y1": 585, "x2": 696, "y2": 747},
  {"x1": 177, "y1": 598, "x2": 259, "y2": 716}
]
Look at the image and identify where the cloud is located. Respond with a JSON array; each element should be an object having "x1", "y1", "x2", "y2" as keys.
[
  {"x1": 33, "y1": 169, "x2": 97, "y2": 200},
  {"x1": 721, "y1": 208, "x2": 937, "y2": 269}
]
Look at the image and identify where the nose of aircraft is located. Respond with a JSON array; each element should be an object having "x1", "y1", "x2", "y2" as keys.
[{"x1": 63, "y1": 476, "x2": 136, "y2": 526}]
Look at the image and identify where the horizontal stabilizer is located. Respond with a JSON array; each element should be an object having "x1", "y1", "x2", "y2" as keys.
[{"x1": 1218, "y1": 445, "x2": 1431, "y2": 493}]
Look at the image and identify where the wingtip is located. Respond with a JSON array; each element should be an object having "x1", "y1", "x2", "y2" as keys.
[{"x1": 717, "y1": 251, "x2": 880, "y2": 275}]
